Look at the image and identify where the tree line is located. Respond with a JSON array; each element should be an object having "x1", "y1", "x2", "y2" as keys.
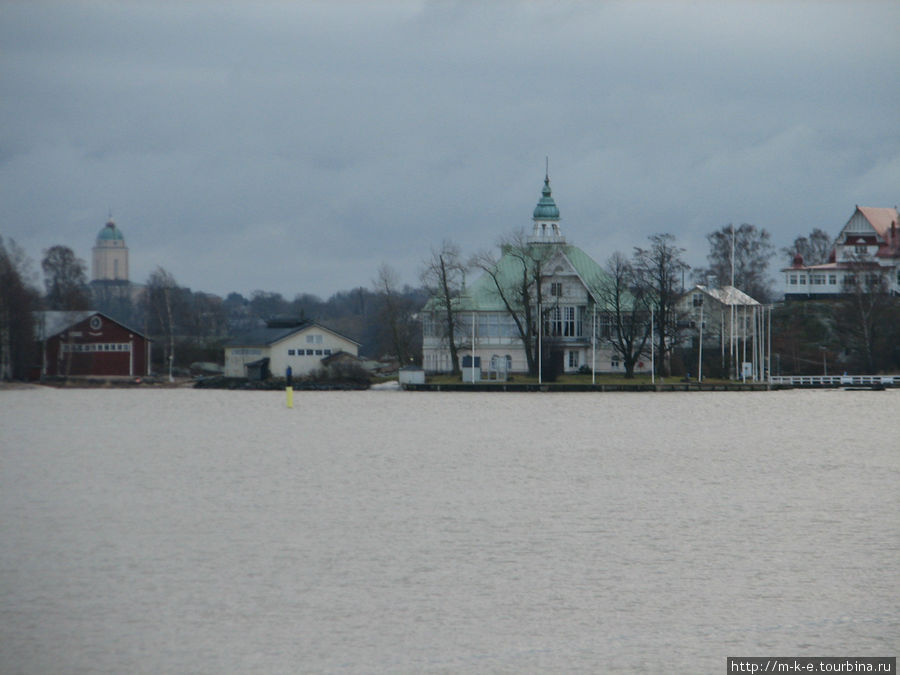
[
  {"x1": 2, "y1": 220, "x2": 898, "y2": 380},
  {"x1": 421, "y1": 224, "x2": 899, "y2": 378},
  {"x1": 0, "y1": 237, "x2": 428, "y2": 378}
]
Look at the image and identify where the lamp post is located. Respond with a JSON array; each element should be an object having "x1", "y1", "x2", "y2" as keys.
[{"x1": 820, "y1": 345, "x2": 827, "y2": 376}]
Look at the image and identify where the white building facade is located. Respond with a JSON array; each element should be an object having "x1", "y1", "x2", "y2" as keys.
[{"x1": 224, "y1": 320, "x2": 360, "y2": 379}]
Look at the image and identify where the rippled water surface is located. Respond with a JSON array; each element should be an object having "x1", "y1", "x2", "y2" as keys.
[{"x1": 1, "y1": 387, "x2": 897, "y2": 673}]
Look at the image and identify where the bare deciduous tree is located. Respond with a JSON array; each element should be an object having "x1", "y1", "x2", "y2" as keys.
[
  {"x1": 783, "y1": 228, "x2": 833, "y2": 266},
  {"x1": 835, "y1": 255, "x2": 898, "y2": 372},
  {"x1": 470, "y1": 230, "x2": 555, "y2": 377},
  {"x1": 694, "y1": 223, "x2": 774, "y2": 301},
  {"x1": 595, "y1": 251, "x2": 651, "y2": 378},
  {"x1": 144, "y1": 267, "x2": 180, "y2": 381},
  {"x1": 421, "y1": 240, "x2": 466, "y2": 375},
  {"x1": 248, "y1": 291, "x2": 290, "y2": 322},
  {"x1": 41, "y1": 245, "x2": 90, "y2": 311},
  {"x1": 373, "y1": 263, "x2": 418, "y2": 365},
  {"x1": 0, "y1": 236, "x2": 40, "y2": 380},
  {"x1": 633, "y1": 233, "x2": 688, "y2": 378}
]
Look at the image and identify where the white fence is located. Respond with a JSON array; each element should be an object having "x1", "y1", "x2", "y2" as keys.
[{"x1": 769, "y1": 375, "x2": 897, "y2": 387}]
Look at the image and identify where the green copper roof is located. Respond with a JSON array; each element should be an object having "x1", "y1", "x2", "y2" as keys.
[
  {"x1": 97, "y1": 220, "x2": 124, "y2": 242},
  {"x1": 532, "y1": 176, "x2": 560, "y2": 220},
  {"x1": 424, "y1": 243, "x2": 622, "y2": 313}
]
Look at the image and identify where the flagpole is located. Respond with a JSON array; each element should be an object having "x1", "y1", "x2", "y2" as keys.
[
  {"x1": 730, "y1": 223, "x2": 736, "y2": 379},
  {"x1": 741, "y1": 305, "x2": 747, "y2": 382},
  {"x1": 698, "y1": 300, "x2": 703, "y2": 382},
  {"x1": 592, "y1": 303, "x2": 596, "y2": 385},
  {"x1": 538, "y1": 301, "x2": 542, "y2": 385},
  {"x1": 767, "y1": 305, "x2": 772, "y2": 384}
]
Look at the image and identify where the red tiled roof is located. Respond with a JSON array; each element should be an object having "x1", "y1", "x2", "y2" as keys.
[
  {"x1": 858, "y1": 206, "x2": 899, "y2": 238},
  {"x1": 855, "y1": 206, "x2": 900, "y2": 259},
  {"x1": 782, "y1": 260, "x2": 882, "y2": 272}
]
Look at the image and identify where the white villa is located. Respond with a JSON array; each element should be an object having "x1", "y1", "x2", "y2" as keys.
[
  {"x1": 423, "y1": 174, "x2": 637, "y2": 377},
  {"x1": 224, "y1": 318, "x2": 360, "y2": 379},
  {"x1": 783, "y1": 206, "x2": 900, "y2": 299}
]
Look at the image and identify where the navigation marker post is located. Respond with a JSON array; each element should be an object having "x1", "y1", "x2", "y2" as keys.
[{"x1": 286, "y1": 366, "x2": 293, "y2": 408}]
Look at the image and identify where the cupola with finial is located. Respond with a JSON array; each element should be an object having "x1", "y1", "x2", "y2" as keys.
[{"x1": 529, "y1": 159, "x2": 564, "y2": 244}]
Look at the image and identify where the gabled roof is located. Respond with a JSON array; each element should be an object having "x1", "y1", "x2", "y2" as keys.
[
  {"x1": 225, "y1": 320, "x2": 360, "y2": 348},
  {"x1": 35, "y1": 311, "x2": 94, "y2": 339},
  {"x1": 857, "y1": 206, "x2": 899, "y2": 239},
  {"x1": 562, "y1": 245, "x2": 611, "y2": 297},
  {"x1": 837, "y1": 206, "x2": 900, "y2": 259},
  {"x1": 685, "y1": 285, "x2": 760, "y2": 307},
  {"x1": 34, "y1": 310, "x2": 148, "y2": 340}
]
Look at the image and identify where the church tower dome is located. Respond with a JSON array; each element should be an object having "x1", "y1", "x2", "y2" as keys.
[
  {"x1": 97, "y1": 218, "x2": 125, "y2": 242},
  {"x1": 529, "y1": 168, "x2": 564, "y2": 244},
  {"x1": 92, "y1": 216, "x2": 129, "y2": 282}
]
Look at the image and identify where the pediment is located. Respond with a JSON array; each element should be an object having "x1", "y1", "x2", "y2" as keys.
[
  {"x1": 545, "y1": 249, "x2": 577, "y2": 276},
  {"x1": 841, "y1": 211, "x2": 878, "y2": 239}
]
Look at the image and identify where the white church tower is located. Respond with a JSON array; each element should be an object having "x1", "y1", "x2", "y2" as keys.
[{"x1": 91, "y1": 217, "x2": 129, "y2": 282}]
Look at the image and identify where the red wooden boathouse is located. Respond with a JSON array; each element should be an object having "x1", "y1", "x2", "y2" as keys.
[{"x1": 35, "y1": 311, "x2": 151, "y2": 378}]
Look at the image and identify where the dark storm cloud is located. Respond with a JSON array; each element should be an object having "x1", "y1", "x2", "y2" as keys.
[{"x1": 1, "y1": 1, "x2": 897, "y2": 298}]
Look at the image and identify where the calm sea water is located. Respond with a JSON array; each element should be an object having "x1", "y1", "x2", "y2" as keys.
[{"x1": 1, "y1": 387, "x2": 897, "y2": 673}]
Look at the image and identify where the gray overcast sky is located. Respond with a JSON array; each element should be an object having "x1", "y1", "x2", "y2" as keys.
[{"x1": 1, "y1": 1, "x2": 898, "y2": 300}]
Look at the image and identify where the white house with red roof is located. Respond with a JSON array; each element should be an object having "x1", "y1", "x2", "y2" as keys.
[{"x1": 783, "y1": 206, "x2": 900, "y2": 299}]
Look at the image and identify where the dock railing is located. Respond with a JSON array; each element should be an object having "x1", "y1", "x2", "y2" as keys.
[{"x1": 769, "y1": 374, "x2": 897, "y2": 387}]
